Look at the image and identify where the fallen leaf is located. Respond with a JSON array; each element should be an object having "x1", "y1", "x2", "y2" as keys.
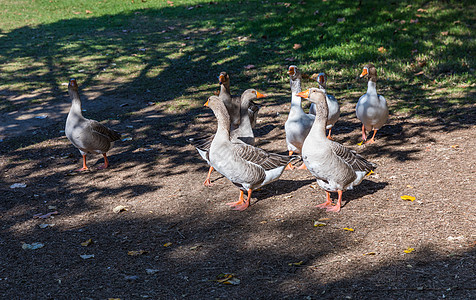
[
  {"x1": 85, "y1": 10, "x2": 92, "y2": 14},
  {"x1": 288, "y1": 261, "x2": 304, "y2": 266},
  {"x1": 216, "y1": 273, "x2": 240, "y2": 285},
  {"x1": 38, "y1": 223, "x2": 55, "y2": 229},
  {"x1": 366, "y1": 170, "x2": 374, "y2": 176},
  {"x1": 450, "y1": 144, "x2": 459, "y2": 149},
  {"x1": 128, "y1": 250, "x2": 148, "y2": 256},
  {"x1": 378, "y1": 46, "x2": 387, "y2": 53},
  {"x1": 113, "y1": 205, "x2": 128, "y2": 213},
  {"x1": 244, "y1": 64, "x2": 255, "y2": 70},
  {"x1": 33, "y1": 211, "x2": 59, "y2": 219},
  {"x1": 189, "y1": 245, "x2": 202, "y2": 250},
  {"x1": 48, "y1": 205, "x2": 57, "y2": 210},
  {"x1": 73, "y1": 11, "x2": 80, "y2": 15},
  {"x1": 357, "y1": 141, "x2": 364, "y2": 146},
  {"x1": 146, "y1": 269, "x2": 160, "y2": 275},
  {"x1": 22, "y1": 242, "x2": 44, "y2": 250},
  {"x1": 284, "y1": 57, "x2": 295, "y2": 61},
  {"x1": 415, "y1": 71, "x2": 424, "y2": 76},
  {"x1": 293, "y1": 43, "x2": 302, "y2": 50},
  {"x1": 318, "y1": 217, "x2": 330, "y2": 221},
  {"x1": 313, "y1": 221, "x2": 327, "y2": 227},
  {"x1": 81, "y1": 239, "x2": 93, "y2": 247},
  {"x1": 167, "y1": 0, "x2": 174, "y2": 6},
  {"x1": 401, "y1": 195, "x2": 416, "y2": 202},
  {"x1": 260, "y1": 220, "x2": 267, "y2": 224},
  {"x1": 80, "y1": 254, "x2": 95, "y2": 259},
  {"x1": 163, "y1": 242, "x2": 172, "y2": 247},
  {"x1": 410, "y1": 19, "x2": 419, "y2": 24},
  {"x1": 417, "y1": 8, "x2": 427, "y2": 12},
  {"x1": 364, "y1": 252, "x2": 376, "y2": 256},
  {"x1": 406, "y1": 185, "x2": 414, "y2": 188},
  {"x1": 10, "y1": 183, "x2": 27, "y2": 189},
  {"x1": 403, "y1": 247, "x2": 415, "y2": 254},
  {"x1": 343, "y1": 227, "x2": 354, "y2": 232}
]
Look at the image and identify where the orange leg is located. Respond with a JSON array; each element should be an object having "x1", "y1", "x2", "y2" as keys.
[
  {"x1": 226, "y1": 190, "x2": 245, "y2": 207},
  {"x1": 297, "y1": 163, "x2": 308, "y2": 170},
  {"x1": 97, "y1": 153, "x2": 109, "y2": 170},
  {"x1": 203, "y1": 166, "x2": 214, "y2": 187},
  {"x1": 327, "y1": 128, "x2": 333, "y2": 140},
  {"x1": 76, "y1": 154, "x2": 89, "y2": 171},
  {"x1": 365, "y1": 129, "x2": 378, "y2": 144},
  {"x1": 285, "y1": 150, "x2": 296, "y2": 170},
  {"x1": 326, "y1": 190, "x2": 342, "y2": 212},
  {"x1": 316, "y1": 191, "x2": 333, "y2": 209},
  {"x1": 232, "y1": 189, "x2": 252, "y2": 211},
  {"x1": 361, "y1": 124, "x2": 367, "y2": 142}
]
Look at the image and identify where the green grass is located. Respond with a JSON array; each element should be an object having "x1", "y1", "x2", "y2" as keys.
[{"x1": 0, "y1": 0, "x2": 474, "y2": 119}]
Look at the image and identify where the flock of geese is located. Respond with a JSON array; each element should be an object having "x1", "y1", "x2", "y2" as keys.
[{"x1": 65, "y1": 64, "x2": 389, "y2": 213}]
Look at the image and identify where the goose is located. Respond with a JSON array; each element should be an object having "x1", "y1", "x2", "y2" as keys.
[
  {"x1": 218, "y1": 72, "x2": 261, "y2": 129},
  {"x1": 65, "y1": 79, "x2": 121, "y2": 171},
  {"x1": 309, "y1": 73, "x2": 340, "y2": 139},
  {"x1": 298, "y1": 88, "x2": 377, "y2": 212},
  {"x1": 205, "y1": 95, "x2": 299, "y2": 211},
  {"x1": 356, "y1": 64, "x2": 389, "y2": 144},
  {"x1": 189, "y1": 89, "x2": 266, "y2": 186},
  {"x1": 284, "y1": 65, "x2": 315, "y2": 169}
]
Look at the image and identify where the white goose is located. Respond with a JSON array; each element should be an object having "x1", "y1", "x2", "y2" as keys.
[
  {"x1": 65, "y1": 79, "x2": 121, "y2": 171},
  {"x1": 356, "y1": 64, "x2": 389, "y2": 144},
  {"x1": 205, "y1": 95, "x2": 299, "y2": 211},
  {"x1": 298, "y1": 88, "x2": 377, "y2": 212},
  {"x1": 284, "y1": 65, "x2": 315, "y2": 170},
  {"x1": 189, "y1": 89, "x2": 266, "y2": 187},
  {"x1": 309, "y1": 73, "x2": 340, "y2": 139}
]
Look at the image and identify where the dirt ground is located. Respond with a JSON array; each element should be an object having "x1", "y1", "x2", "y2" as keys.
[{"x1": 0, "y1": 83, "x2": 475, "y2": 299}]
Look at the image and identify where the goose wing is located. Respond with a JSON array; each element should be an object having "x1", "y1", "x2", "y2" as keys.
[
  {"x1": 329, "y1": 142, "x2": 377, "y2": 173},
  {"x1": 233, "y1": 143, "x2": 299, "y2": 171}
]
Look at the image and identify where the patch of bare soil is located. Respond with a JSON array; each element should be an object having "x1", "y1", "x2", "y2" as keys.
[{"x1": 1, "y1": 87, "x2": 475, "y2": 299}]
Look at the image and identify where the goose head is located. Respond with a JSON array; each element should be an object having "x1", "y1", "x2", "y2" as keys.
[
  {"x1": 316, "y1": 72, "x2": 327, "y2": 89},
  {"x1": 360, "y1": 64, "x2": 378, "y2": 82},
  {"x1": 218, "y1": 71, "x2": 230, "y2": 87},
  {"x1": 287, "y1": 65, "x2": 302, "y2": 81},
  {"x1": 240, "y1": 89, "x2": 266, "y2": 107},
  {"x1": 297, "y1": 88, "x2": 327, "y2": 118}
]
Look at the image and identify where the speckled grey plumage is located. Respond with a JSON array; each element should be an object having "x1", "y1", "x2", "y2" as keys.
[
  {"x1": 301, "y1": 88, "x2": 376, "y2": 192},
  {"x1": 206, "y1": 95, "x2": 299, "y2": 192},
  {"x1": 65, "y1": 79, "x2": 121, "y2": 158}
]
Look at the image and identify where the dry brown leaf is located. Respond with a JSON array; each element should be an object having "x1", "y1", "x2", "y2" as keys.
[
  {"x1": 85, "y1": 10, "x2": 92, "y2": 14},
  {"x1": 167, "y1": 0, "x2": 174, "y2": 6},
  {"x1": 415, "y1": 71, "x2": 424, "y2": 76},
  {"x1": 128, "y1": 250, "x2": 148, "y2": 256},
  {"x1": 293, "y1": 43, "x2": 302, "y2": 50},
  {"x1": 378, "y1": 46, "x2": 387, "y2": 53},
  {"x1": 441, "y1": 31, "x2": 449, "y2": 36},
  {"x1": 81, "y1": 239, "x2": 93, "y2": 247}
]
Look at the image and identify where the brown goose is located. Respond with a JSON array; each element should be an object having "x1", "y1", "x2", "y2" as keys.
[
  {"x1": 65, "y1": 79, "x2": 121, "y2": 171},
  {"x1": 356, "y1": 64, "x2": 389, "y2": 144},
  {"x1": 205, "y1": 95, "x2": 299, "y2": 210},
  {"x1": 298, "y1": 88, "x2": 376, "y2": 212},
  {"x1": 218, "y1": 72, "x2": 261, "y2": 128},
  {"x1": 190, "y1": 88, "x2": 265, "y2": 186}
]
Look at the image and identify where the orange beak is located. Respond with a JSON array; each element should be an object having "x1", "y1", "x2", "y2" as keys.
[
  {"x1": 296, "y1": 89, "x2": 310, "y2": 99},
  {"x1": 204, "y1": 99, "x2": 210, "y2": 107},
  {"x1": 287, "y1": 67, "x2": 295, "y2": 75},
  {"x1": 219, "y1": 74, "x2": 225, "y2": 83},
  {"x1": 256, "y1": 91, "x2": 267, "y2": 98},
  {"x1": 360, "y1": 67, "x2": 368, "y2": 78}
]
